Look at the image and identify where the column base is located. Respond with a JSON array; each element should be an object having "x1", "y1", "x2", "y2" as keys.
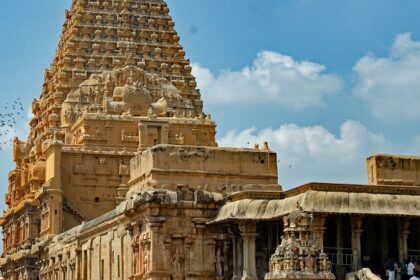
[{"x1": 145, "y1": 271, "x2": 172, "y2": 280}]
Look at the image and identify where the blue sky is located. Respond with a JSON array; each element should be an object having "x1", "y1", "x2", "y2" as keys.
[{"x1": 1, "y1": 1, "x2": 420, "y2": 210}]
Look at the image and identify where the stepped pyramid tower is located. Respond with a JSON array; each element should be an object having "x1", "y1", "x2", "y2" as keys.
[
  {"x1": 0, "y1": 0, "x2": 280, "y2": 279},
  {"x1": 3, "y1": 0, "x2": 217, "y2": 239}
]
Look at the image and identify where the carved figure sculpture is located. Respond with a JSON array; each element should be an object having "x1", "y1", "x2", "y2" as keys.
[
  {"x1": 319, "y1": 253, "x2": 329, "y2": 272},
  {"x1": 175, "y1": 133, "x2": 185, "y2": 145},
  {"x1": 215, "y1": 247, "x2": 224, "y2": 277},
  {"x1": 172, "y1": 247, "x2": 183, "y2": 280},
  {"x1": 150, "y1": 97, "x2": 168, "y2": 117},
  {"x1": 305, "y1": 255, "x2": 315, "y2": 273},
  {"x1": 346, "y1": 268, "x2": 381, "y2": 280},
  {"x1": 143, "y1": 250, "x2": 149, "y2": 274}
]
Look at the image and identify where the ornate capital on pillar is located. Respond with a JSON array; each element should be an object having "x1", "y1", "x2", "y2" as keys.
[
  {"x1": 399, "y1": 218, "x2": 410, "y2": 237},
  {"x1": 312, "y1": 215, "x2": 327, "y2": 250},
  {"x1": 351, "y1": 215, "x2": 364, "y2": 271},
  {"x1": 312, "y1": 215, "x2": 327, "y2": 227},
  {"x1": 192, "y1": 217, "x2": 207, "y2": 230},
  {"x1": 351, "y1": 216, "x2": 363, "y2": 232},
  {"x1": 239, "y1": 222, "x2": 257, "y2": 238},
  {"x1": 352, "y1": 229, "x2": 363, "y2": 237},
  {"x1": 238, "y1": 222, "x2": 258, "y2": 280},
  {"x1": 147, "y1": 216, "x2": 165, "y2": 228},
  {"x1": 398, "y1": 218, "x2": 410, "y2": 261}
]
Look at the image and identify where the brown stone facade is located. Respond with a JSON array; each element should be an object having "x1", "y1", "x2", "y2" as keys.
[
  {"x1": 2, "y1": 0, "x2": 216, "y2": 249},
  {"x1": 1, "y1": 1, "x2": 420, "y2": 280},
  {"x1": 367, "y1": 154, "x2": 420, "y2": 186}
]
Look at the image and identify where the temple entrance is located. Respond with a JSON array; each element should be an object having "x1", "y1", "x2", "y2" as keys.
[
  {"x1": 256, "y1": 220, "x2": 283, "y2": 280},
  {"x1": 408, "y1": 219, "x2": 420, "y2": 262},
  {"x1": 323, "y1": 216, "x2": 353, "y2": 279},
  {"x1": 361, "y1": 217, "x2": 399, "y2": 278}
]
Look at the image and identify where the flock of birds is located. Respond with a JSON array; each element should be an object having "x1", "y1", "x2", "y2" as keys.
[{"x1": 0, "y1": 98, "x2": 25, "y2": 151}]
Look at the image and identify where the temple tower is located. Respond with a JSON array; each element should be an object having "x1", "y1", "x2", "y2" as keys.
[{"x1": 1, "y1": 0, "x2": 216, "y2": 255}]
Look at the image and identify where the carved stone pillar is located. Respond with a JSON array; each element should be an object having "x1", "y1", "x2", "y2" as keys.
[
  {"x1": 138, "y1": 123, "x2": 148, "y2": 150},
  {"x1": 312, "y1": 215, "x2": 327, "y2": 250},
  {"x1": 148, "y1": 217, "x2": 171, "y2": 280},
  {"x1": 238, "y1": 237, "x2": 244, "y2": 279},
  {"x1": 204, "y1": 239, "x2": 217, "y2": 276},
  {"x1": 224, "y1": 240, "x2": 232, "y2": 280},
  {"x1": 336, "y1": 217, "x2": 345, "y2": 279},
  {"x1": 190, "y1": 218, "x2": 206, "y2": 276},
  {"x1": 161, "y1": 125, "x2": 169, "y2": 144},
  {"x1": 351, "y1": 216, "x2": 363, "y2": 271},
  {"x1": 239, "y1": 222, "x2": 257, "y2": 280},
  {"x1": 228, "y1": 226, "x2": 240, "y2": 280},
  {"x1": 191, "y1": 128, "x2": 198, "y2": 145},
  {"x1": 380, "y1": 218, "x2": 389, "y2": 261},
  {"x1": 398, "y1": 218, "x2": 410, "y2": 262},
  {"x1": 184, "y1": 237, "x2": 193, "y2": 279}
]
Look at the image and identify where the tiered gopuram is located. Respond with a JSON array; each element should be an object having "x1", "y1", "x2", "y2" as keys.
[
  {"x1": 4, "y1": 0, "x2": 216, "y2": 241},
  {"x1": 1, "y1": 1, "x2": 420, "y2": 280}
]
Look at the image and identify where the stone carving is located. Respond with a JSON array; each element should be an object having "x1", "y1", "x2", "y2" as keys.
[
  {"x1": 150, "y1": 97, "x2": 169, "y2": 117},
  {"x1": 64, "y1": 107, "x2": 77, "y2": 125},
  {"x1": 215, "y1": 247, "x2": 224, "y2": 277},
  {"x1": 61, "y1": 64, "x2": 202, "y2": 120},
  {"x1": 131, "y1": 189, "x2": 221, "y2": 208},
  {"x1": 175, "y1": 133, "x2": 185, "y2": 145},
  {"x1": 265, "y1": 204, "x2": 335, "y2": 280},
  {"x1": 346, "y1": 268, "x2": 381, "y2": 280},
  {"x1": 368, "y1": 154, "x2": 420, "y2": 186},
  {"x1": 13, "y1": 138, "x2": 25, "y2": 163},
  {"x1": 119, "y1": 161, "x2": 129, "y2": 176},
  {"x1": 378, "y1": 156, "x2": 398, "y2": 170},
  {"x1": 171, "y1": 246, "x2": 184, "y2": 280},
  {"x1": 170, "y1": 147, "x2": 211, "y2": 161},
  {"x1": 121, "y1": 130, "x2": 138, "y2": 142},
  {"x1": 74, "y1": 164, "x2": 86, "y2": 175},
  {"x1": 143, "y1": 247, "x2": 150, "y2": 274},
  {"x1": 95, "y1": 158, "x2": 111, "y2": 175},
  {"x1": 30, "y1": 163, "x2": 46, "y2": 181}
]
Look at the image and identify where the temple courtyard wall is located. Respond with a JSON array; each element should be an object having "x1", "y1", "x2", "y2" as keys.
[{"x1": 1, "y1": 147, "x2": 420, "y2": 280}]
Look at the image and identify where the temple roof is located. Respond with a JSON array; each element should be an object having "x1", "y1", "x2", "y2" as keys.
[{"x1": 209, "y1": 183, "x2": 420, "y2": 224}]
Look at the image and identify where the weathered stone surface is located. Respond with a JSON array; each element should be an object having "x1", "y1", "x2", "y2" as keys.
[
  {"x1": 265, "y1": 205, "x2": 335, "y2": 280},
  {"x1": 367, "y1": 154, "x2": 420, "y2": 186},
  {"x1": 1, "y1": 1, "x2": 420, "y2": 280},
  {"x1": 1, "y1": 0, "x2": 216, "y2": 247}
]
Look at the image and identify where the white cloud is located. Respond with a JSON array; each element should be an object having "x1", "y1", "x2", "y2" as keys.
[
  {"x1": 193, "y1": 51, "x2": 343, "y2": 110},
  {"x1": 218, "y1": 120, "x2": 386, "y2": 189},
  {"x1": 353, "y1": 33, "x2": 420, "y2": 121}
]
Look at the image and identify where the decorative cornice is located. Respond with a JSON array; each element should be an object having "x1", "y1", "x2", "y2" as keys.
[{"x1": 284, "y1": 182, "x2": 420, "y2": 198}]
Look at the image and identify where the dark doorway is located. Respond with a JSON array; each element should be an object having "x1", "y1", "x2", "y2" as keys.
[
  {"x1": 256, "y1": 220, "x2": 283, "y2": 280},
  {"x1": 361, "y1": 217, "x2": 398, "y2": 278}
]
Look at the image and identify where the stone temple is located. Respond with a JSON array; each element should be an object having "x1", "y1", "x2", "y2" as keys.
[{"x1": 0, "y1": 1, "x2": 419, "y2": 279}]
